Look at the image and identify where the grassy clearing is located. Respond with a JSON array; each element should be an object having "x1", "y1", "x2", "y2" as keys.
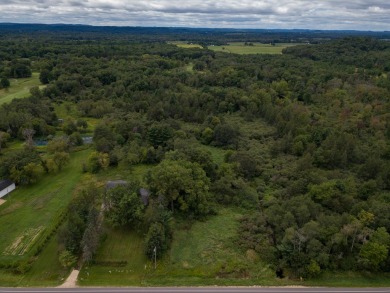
[
  {"x1": 185, "y1": 63, "x2": 194, "y2": 73},
  {"x1": 169, "y1": 42, "x2": 203, "y2": 49},
  {"x1": 53, "y1": 102, "x2": 99, "y2": 134},
  {"x1": 79, "y1": 207, "x2": 288, "y2": 286},
  {"x1": 200, "y1": 145, "x2": 227, "y2": 165},
  {"x1": 168, "y1": 208, "x2": 243, "y2": 268},
  {"x1": 0, "y1": 73, "x2": 44, "y2": 106},
  {"x1": 95, "y1": 163, "x2": 152, "y2": 186},
  {"x1": 208, "y1": 43, "x2": 299, "y2": 55},
  {"x1": 0, "y1": 149, "x2": 92, "y2": 264}
]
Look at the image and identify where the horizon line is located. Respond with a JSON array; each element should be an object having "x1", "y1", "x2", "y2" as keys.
[{"x1": 1, "y1": 22, "x2": 389, "y2": 33}]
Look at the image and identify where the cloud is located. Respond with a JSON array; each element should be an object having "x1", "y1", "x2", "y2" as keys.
[{"x1": 0, "y1": 0, "x2": 389, "y2": 30}]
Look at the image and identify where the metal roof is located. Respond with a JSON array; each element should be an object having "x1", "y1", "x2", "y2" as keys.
[{"x1": 0, "y1": 179, "x2": 14, "y2": 191}]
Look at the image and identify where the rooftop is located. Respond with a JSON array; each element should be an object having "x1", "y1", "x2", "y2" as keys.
[{"x1": 0, "y1": 179, "x2": 14, "y2": 191}]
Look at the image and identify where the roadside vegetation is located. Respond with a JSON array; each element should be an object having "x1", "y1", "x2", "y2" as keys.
[{"x1": 0, "y1": 31, "x2": 390, "y2": 287}]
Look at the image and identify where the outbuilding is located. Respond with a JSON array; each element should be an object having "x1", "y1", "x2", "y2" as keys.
[{"x1": 0, "y1": 179, "x2": 16, "y2": 199}]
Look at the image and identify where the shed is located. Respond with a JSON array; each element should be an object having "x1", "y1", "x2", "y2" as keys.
[{"x1": 0, "y1": 179, "x2": 16, "y2": 199}]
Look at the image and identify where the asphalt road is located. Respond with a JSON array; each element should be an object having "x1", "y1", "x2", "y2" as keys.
[{"x1": 1, "y1": 288, "x2": 390, "y2": 293}]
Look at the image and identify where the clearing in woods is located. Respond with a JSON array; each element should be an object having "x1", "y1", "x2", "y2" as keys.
[
  {"x1": 0, "y1": 73, "x2": 45, "y2": 106},
  {"x1": 208, "y1": 42, "x2": 299, "y2": 54}
]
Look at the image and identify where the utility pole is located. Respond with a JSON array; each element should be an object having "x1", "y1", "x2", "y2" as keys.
[{"x1": 154, "y1": 246, "x2": 157, "y2": 269}]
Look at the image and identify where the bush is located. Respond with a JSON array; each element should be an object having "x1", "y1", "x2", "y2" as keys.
[{"x1": 59, "y1": 250, "x2": 78, "y2": 268}]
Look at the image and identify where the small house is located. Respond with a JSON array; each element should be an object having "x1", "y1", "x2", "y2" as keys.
[{"x1": 0, "y1": 179, "x2": 15, "y2": 199}]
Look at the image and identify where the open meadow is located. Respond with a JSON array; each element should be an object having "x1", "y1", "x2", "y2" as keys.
[
  {"x1": 0, "y1": 73, "x2": 45, "y2": 106},
  {"x1": 208, "y1": 42, "x2": 299, "y2": 54},
  {"x1": 169, "y1": 41, "x2": 203, "y2": 49}
]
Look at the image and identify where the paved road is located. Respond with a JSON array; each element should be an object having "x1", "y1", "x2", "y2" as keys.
[{"x1": 1, "y1": 288, "x2": 390, "y2": 293}]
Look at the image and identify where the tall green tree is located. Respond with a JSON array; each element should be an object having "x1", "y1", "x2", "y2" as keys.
[
  {"x1": 147, "y1": 159, "x2": 210, "y2": 216},
  {"x1": 104, "y1": 182, "x2": 144, "y2": 227}
]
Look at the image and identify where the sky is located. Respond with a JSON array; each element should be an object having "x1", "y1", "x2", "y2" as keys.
[{"x1": 0, "y1": 0, "x2": 389, "y2": 31}]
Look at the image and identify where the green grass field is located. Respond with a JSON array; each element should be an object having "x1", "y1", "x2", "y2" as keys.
[
  {"x1": 169, "y1": 42, "x2": 203, "y2": 49},
  {"x1": 0, "y1": 73, "x2": 45, "y2": 106},
  {"x1": 79, "y1": 226, "x2": 148, "y2": 286},
  {"x1": 79, "y1": 208, "x2": 288, "y2": 286},
  {"x1": 0, "y1": 149, "x2": 91, "y2": 265},
  {"x1": 208, "y1": 43, "x2": 299, "y2": 55}
]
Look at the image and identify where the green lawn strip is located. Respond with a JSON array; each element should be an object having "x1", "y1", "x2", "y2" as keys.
[
  {"x1": 304, "y1": 271, "x2": 390, "y2": 287},
  {"x1": 19, "y1": 234, "x2": 70, "y2": 287},
  {"x1": 0, "y1": 149, "x2": 91, "y2": 264},
  {"x1": 79, "y1": 226, "x2": 147, "y2": 286},
  {"x1": 208, "y1": 43, "x2": 299, "y2": 55},
  {"x1": 0, "y1": 73, "x2": 44, "y2": 106}
]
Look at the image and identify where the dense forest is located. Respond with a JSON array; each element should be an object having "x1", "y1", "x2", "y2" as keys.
[{"x1": 0, "y1": 28, "x2": 390, "y2": 280}]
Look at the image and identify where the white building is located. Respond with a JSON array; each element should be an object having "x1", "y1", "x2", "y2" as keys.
[{"x1": 0, "y1": 179, "x2": 15, "y2": 198}]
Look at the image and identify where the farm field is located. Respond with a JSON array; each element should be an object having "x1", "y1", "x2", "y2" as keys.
[
  {"x1": 0, "y1": 73, "x2": 45, "y2": 106},
  {"x1": 0, "y1": 149, "x2": 91, "y2": 265},
  {"x1": 208, "y1": 43, "x2": 299, "y2": 54}
]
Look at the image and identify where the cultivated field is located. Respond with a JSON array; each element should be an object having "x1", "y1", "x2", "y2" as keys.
[{"x1": 0, "y1": 73, "x2": 45, "y2": 106}]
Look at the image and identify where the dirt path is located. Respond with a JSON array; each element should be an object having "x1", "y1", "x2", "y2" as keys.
[{"x1": 58, "y1": 269, "x2": 79, "y2": 288}]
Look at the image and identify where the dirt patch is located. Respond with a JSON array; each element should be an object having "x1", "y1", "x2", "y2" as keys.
[{"x1": 0, "y1": 199, "x2": 5, "y2": 206}]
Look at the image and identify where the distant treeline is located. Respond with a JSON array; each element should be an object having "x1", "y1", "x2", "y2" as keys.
[{"x1": 1, "y1": 23, "x2": 390, "y2": 44}]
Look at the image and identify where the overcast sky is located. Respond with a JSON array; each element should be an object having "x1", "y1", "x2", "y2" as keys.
[{"x1": 1, "y1": 0, "x2": 389, "y2": 31}]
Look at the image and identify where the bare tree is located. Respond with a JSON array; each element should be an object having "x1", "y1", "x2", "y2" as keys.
[{"x1": 22, "y1": 128, "x2": 36, "y2": 150}]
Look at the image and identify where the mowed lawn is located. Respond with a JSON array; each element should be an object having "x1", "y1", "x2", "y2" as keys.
[
  {"x1": 0, "y1": 73, "x2": 44, "y2": 106},
  {"x1": 79, "y1": 227, "x2": 148, "y2": 286},
  {"x1": 208, "y1": 43, "x2": 299, "y2": 55},
  {"x1": 0, "y1": 149, "x2": 91, "y2": 263}
]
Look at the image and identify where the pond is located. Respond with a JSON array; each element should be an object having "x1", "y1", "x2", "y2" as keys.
[{"x1": 34, "y1": 140, "x2": 48, "y2": 146}]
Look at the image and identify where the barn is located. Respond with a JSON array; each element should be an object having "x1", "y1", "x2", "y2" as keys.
[{"x1": 0, "y1": 179, "x2": 16, "y2": 199}]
